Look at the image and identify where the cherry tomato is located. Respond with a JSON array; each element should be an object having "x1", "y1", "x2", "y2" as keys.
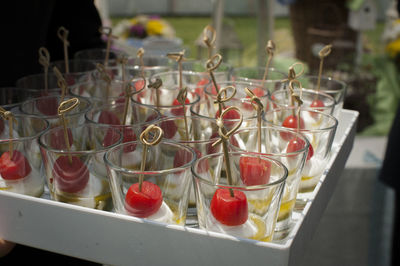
[
  {"x1": 171, "y1": 98, "x2": 190, "y2": 116},
  {"x1": 242, "y1": 87, "x2": 265, "y2": 111},
  {"x1": 239, "y1": 156, "x2": 271, "y2": 186},
  {"x1": 195, "y1": 78, "x2": 209, "y2": 98},
  {"x1": 102, "y1": 128, "x2": 120, "y2": 148},
  {"x1": 210, "y1": 188, "x2": 248, "y2": 226},
  {"x1": 37, "y1": 97, "x2": 58, "y2": 116},
  {"x1": 280, "y1": 115, "x2": 305, "y2": 141},
  {"x1": 122, "y1": 127, "x2": 137, "y2": 152},
  {"x1": 0, "y1": 151, "x2": 32, "y2": 180},
  {"x1": 99, "y1": 110, "x2": 121, "y2": 125},
  {"x1": 215, "y1": 107, "x2": 240, "y2": 120},
  {"x1": 52, "y1": 155, "x2": 89, "y2": 193},
  {"x1": 125, "y1": 181, "x2": 163, "y2": 218},
  {"x1": 159, "y1": 119, "x2": 177, "y2": 139},
  {"x1": 286, "y1": 137, "x2": 313, "y2": 161},
  {"x1": 50, "y1": 128, "x2": 73, "y2": 150}
]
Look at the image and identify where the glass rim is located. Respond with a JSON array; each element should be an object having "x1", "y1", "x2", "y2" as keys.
[
  {"x1": 298, "y1": 74, "x2": 347, "y2": 90},
  {"x1": 38, "y1": 123, "x2": 122, "y2": 154},
  {"x1": 191, "y1": 151, "x2": 288, "y2": 190},
  {"x1": 271, "y1": 88, "x2": 336, "y2": 109},
  {"x1": 190, "y1": 100, "x2": 259, "y2": 121},
  {"x1": 0, "y1": 114, "x2": 49, "y2": 142},
  {"x1": 20, "y1": 95, "x2": 92, "y2": 119},
  {"x1": 263, "y1": 107, "x2": 339, "y2": 133},
  {"x1": 85, "y1": 102, "x2": 161, "y2": 127},
  {"x1": 104, "y1": 140, "x2": 197, "y2": 175},
  {"x1": 156, "y1": 115, "x2": 220, "y2": 144},
  {"x1": 132, "y1": 90, "x2": 200, "y2": 109},
  {"x1": 204, "y1": 80, "x2": 270, "y2": 96},
  {"x1": 231, "y1": 126, "x2": 310, "y2": 157},
  {"x1": 50, "y1": 59, "x2": 97, "y2": 75}
]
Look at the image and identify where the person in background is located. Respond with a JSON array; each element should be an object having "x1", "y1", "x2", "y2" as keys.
[
  {"x1": 0, "y1": 1, "x2": 104, "y2": 264},
  {"x1": 0, "y1": 0, "x2": 105, "y2": 87}
]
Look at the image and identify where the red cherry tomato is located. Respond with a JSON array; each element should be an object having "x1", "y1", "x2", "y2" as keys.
[
  {"x1": 122, "y1": 127, "x2": 137, "y2": 152},
  {"x1": 215, "y1": 107, "x2": 240, "y2": 120},
  {"x1": 37, "y1": 97, "x2": 58, "y2": 116},
  {"x1": 159, "y1": 119, "x2": 177, "y2": 139},
  {"x1": 239, "y1": 156, "x2": 271, "y2": 186},
  {"x1": 125, "y1": 181, "x2": 163, "y2": 218},
  {"x1": 280, "y1": 115, "x2": 305, "y2": 141},
  {"x1": 195, "y1": 78, "x2": 209, "y2": 97},
  {"x1": 310, "y1": 99, "x2": 325, "y2": 109},
  {"x1": 52, "y1": 155, "x2": 89, "y2": 193},
  {"x1": 210, "y1": 188, "x2": 248, "y2": 226},
  {"x1": 0, "y1": 151, "x2": 32, "y2": 180},
  {"x1": 102, "y1": 128, "x2": 120, "y2": 148},
  {"x1": 286, "y1": 137, "x2": 313, "y2": 160},
  {"x1": 171, "y1": 98, "x2": 190, "y2": 116},
  {"x1": 98, "y1": 110, "x2": 121, "y2": 125},
  {"x1": 50, "y1": 128, "x2": 73, "y2": 150},
  {"x1": 243, "y1": 87, "x2": 265, "y2": 111}
]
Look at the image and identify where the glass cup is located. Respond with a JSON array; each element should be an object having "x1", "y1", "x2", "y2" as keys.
[
  {"x1": 191, "y1": 97, "x2": 259, "y2": 131},
  {"x1": 15, "y1": 73, "x2": 62, "y2": 98},
  {"x1": 152, "y1": 115, "x2": 222, "y2": 226},
  {"x1": 20, "y1": 95, "x2": 91, "y2": 128},
  {"x1": 39, "y1": 123, "x2": 122, "y2": 210},
  {"x1": 74, "y1": 48, "x2": 127, "y2": 67},
  {"x1": 295, "y1": 75, "x2": 347, "y2": 119},
  {"x1": 230, "y1": 67, "x2": 286, "y2": 83},
  {"x1": 229, "y1": 126, "x2": 309, "y2": 232},
  {"x1": 105, "y1": 140, "x2": 196, "y2": 226},
  {"x1": 192, "y1": 152, "x2": 288, "y2": 242},
  {"x1": 264, "y1": 107, "x2": 338, "y2": 208},
  {"x1": 85, "y1": 102, "x2": 161, "y2": 145},
  {"x1": 151, "y1": 70, "x2": 229, "y2": 100},
  {"x1": 70, "y1": 77, "x2": 146, "y2": 107},
  {"x1": 132, "y1": 82, "x2": 200, "y2": 118},
  {"x1": 270, "y1": 88, "x2": 336, "y2": 115},
  {"x1": 95, "y1": 65, "x2": 172, "y2": 83},
  {"x1": 0, "y1": 87, "x2": 28, "y2": 113},
  {"x1": 180, "y1": 59, "x2": 232, "y2": 73},
  {"x1": 0, "y1": 115, "x2": 49, "y2": 197},
  {"x1": 203, "y1": 80, "x2": 270, "y2": 111},
  {"x1": 50, "y1": 59, "x2": 97, "y2": 85}
]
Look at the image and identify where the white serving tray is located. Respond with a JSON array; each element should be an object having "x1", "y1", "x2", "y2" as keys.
[{"x1": 0, "y1": 110, "x2": 359, "y2": 266}]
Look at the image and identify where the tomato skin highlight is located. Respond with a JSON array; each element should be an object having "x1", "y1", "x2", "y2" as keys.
[
  {"x1": 52, "y1": 156, "x2": 89, "y2": 193},
  {"x1": 239, "y1": 156, "x2": 271, "y2": 186},
  {"x1": 280, "y1": 115, "x2": 305, "y2": 141},
  {"x1": 210, "y1": 188, "x2": 248, "y2": 226},
  {"x1": 0, "y1": 151, "x2": 32, "y2": 180},
  {"x1": 125, "y1": 181, "x2": 163, "y2": 218},
  {"x1": 286, "y1": 137, "x2": 313, "y2": 161}
]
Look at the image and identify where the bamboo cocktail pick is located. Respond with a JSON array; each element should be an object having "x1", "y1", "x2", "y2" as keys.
[
  {"x1": 212, "y1": 106, "x2": 243, "y2": 196},
  {"x1": 122, "y1": 77, "x2": 146, "y2": 126},
  {"x1": 167, "y1": 50, "x2": 186, "y2": 90},
  {"x1": 203, "y1": 25, "x2": 216, "y2": 60},
  {"x1": 53, "y1": 66, "x2": 68, "y2": 103},
  {"x1": 138, "y1": 125, "x2": 163, "y2": 191},
  {"x1": 0, "y1": 107, "x2": 17, "y2": 157},
  {"x1": 117, "y1": 55, "x2": 128, "y2": 83},
  {"x1": 214, "y1": 85, "x2": 236, "y2": 119},
  {"x1": 206, "y1": 54, "x2": 223, "y2": 95},
  {"x1": 57, "y1": 26, "x2": 70, "y2": 73},
  {"x1": 148, "y1": 78, "x2": 162, "y2": 109},
  {"x1": 96, "y1": 63, "x2": 112, "y2": 100},
  {"x1": 176, "y1": 87, "x2": 190, "y2": 140},
  {"x1": 58, "y1": 98, "x2": 80, "y2": 163},
  {"x1": 316, "y1": 44, "x2": 332, "y2": 92},
  {"x1": 261, "y1": 40, "x2": 276, "y2": 88},
  {"x1": 244, "y1": 88, "x2": 264, "y2": 153},
  {"x1": 99, "y1": 26, "x2": 118, "y2": 67},
  {"x1": 288, "y1": 79, "x2": 304, "y2": 130},
  {"x1": 137, "y1": 48, "x2": 145, "y2": 78},
  {"x1": 38, "y1": 47, "x2": 50, "y2": 94}
]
